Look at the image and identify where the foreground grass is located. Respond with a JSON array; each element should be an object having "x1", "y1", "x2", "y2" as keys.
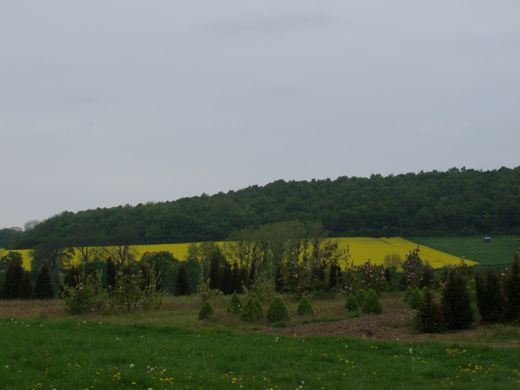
[
  {"x1": 1, "y1": 319, "x2": 520, "y2": 389},
  {"x1": 410, "y1": 236, "x2": 519, "y2": 267}
]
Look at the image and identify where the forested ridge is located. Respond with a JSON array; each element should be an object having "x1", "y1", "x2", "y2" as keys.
[{"x1": 2, "y1": 167, "x2": 520, "y2": 249}]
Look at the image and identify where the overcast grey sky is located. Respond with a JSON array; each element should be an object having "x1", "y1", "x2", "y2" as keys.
[{"x1": 1, "y1": 0, "x2": 519, "y2": 228}]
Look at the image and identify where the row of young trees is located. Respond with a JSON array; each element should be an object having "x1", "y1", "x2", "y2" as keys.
[
  {"x1": 415, "y1": 249, "x2": 520, "y2": 332},
  {"x1": 1, "y1": 252, "x2": 53, "y2": 299}
]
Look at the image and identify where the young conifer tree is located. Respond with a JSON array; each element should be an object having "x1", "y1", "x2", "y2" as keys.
[
  {"x1": 34, "y1": 263, "x2": 54, "y2": 299},
  {"x1": 18, "y1": 271, "x2": 34, "y2": 299},
  {"x1": 441, "y1": 270, "x2": 473, "y2": 329},
  {"x1": 2, "y1": 257, "x2": 24, "y2": 299},
  {"x1": 475, "y1": 271, "x2": 503, "y2": 323},
  {"x1": 175, "y1": 264, "x2": 192, "y2": 296},
  {"x1": 106, "y1": 258, "x2": 117, "y2": 290},
  {"x1": 415, "y1": 288, "x2": 445, "y2": 333},
  {"x1": 504, "y1": 252, "x2": 520, "y2": 323}
]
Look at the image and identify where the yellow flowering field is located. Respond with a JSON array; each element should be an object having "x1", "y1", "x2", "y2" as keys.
[{"x1": 0, "y1": 237, "x2": 475, "y2": 270}]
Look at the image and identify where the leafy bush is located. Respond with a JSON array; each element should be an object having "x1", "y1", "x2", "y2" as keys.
[
  {"x1": 361, "y1": 289, "x2": 382, "y2": 314},
  {"x1": 140, "y1": 264, "x2": 162, "y2": 311},
  {"x1": 407, "y1": 288, "x2": 423, "y2": 310},
  {"x1": 247, "y1": 272, "x2": 275, "y2": 303},
  {"x1": 345, "y1": 294, "x2": 358, "y2": 311},
  {"x1": 198, "y1": 277, "x2": 221, "y2": 304},
  {"x1": 266, "y1": 297, "x2": 289, "y2": 322},
  {"x1": 109, "y1": 271, "x2": 144, "y2": 312},
  {"x1": 442, "y1": 270, "x2": 473, "y2": 330},
  {"x1": 227, "y1": 293, "x2": 242, "y2": 314},
  {"x1": 198, "y1": 301, "x2": 214, "y2": 320},
  {"x1": 415, "y1": 288, "x2": 445, "y2": 333},
  {"x1": 240, "y1": 298, "x2": 263, "y2": 322},
  {"x1": 62, "y1": 271, "x2": 108, "y2": 315},
  {"x1": 297, "y1": 297, "x2": 314, "y2": 316}
]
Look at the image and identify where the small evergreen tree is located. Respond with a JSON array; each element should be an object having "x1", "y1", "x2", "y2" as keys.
[
  {"x1": 174, "y1": 265, "x2": 192, "y2": 296},
  {"x1": 345, "y1": 294, "x2": 358, "y2": 311},
  {"x1": 231, "y1": 262, "x2": 240, "y2": 294},
  {"x1": 18, "y1": 271, "x2": 34, "y2": 299},
  {"x1": 266, "y1": 297, "x2": 289, "y2": 322},
  {"x1": 106, "y1": 258, "x2": 117, "y2": 289},
  {"x1": 248, "y1": 260, "x2": 256, "y2": 287},
  {"x1": 504, "y1": 253, "x2": 520, "y2": 323},
  {"x1": 442, "y1": 270, "x2": 473, "y2": 329},
  {"x1": 420, "y1": 264, "x2": 434, "y2": 287},
  {"x1": 475, "y1": 271, "x2": 503, "y2": 323},
  {"x1": 356, "y1": 289, "x2": 367, "y2": 306},
  {"x1": 362, "y1": 289, "x2": 382, "y2": 314},
  {"x1": 209, "y1": 254, "x2": 220, "y2": 290},
  {"x1": 34, "y1": 264, "x2": 54, "y2": 299},
  {"x1": 403, "y1": 286, "x2": 414, "y2": 302},
  {"x1": 220, "y1": 261, "x2": 233, "y2": 295},
  {"x1": 407, "y1": 288, "x2": 423, "y2": 310},
  {"x1": 238, "y1": 267, "x2": 248, "y2": 293},
  {"x1": 198, "y1": 301, "x2": 214, "y2": 320},
  {"x1": 415, "y1": 288, "x2": 445, "y2": 333},
  {"x1": 329, "y1": 263, "x2": 341, "y2": 290},
  {"x1": 2, "y1": 256, "x2": 24, "y2": 299},
  {"x1": 274, "y1": 264, "x2": 284, "y2": 293},
  {"x1": 240, "y1": 297, "x2": 263, "y2": 322},
  {"x1": 227, "y1": 293, "x2": 242, "y2": 314},
  {"x1": 297, "y1": 297, "x2": 314, "y2": 316},
  {"x1": 63, "y1": 266, "x2": 80, "y2": 289}
]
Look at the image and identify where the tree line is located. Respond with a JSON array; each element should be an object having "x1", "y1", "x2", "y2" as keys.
[{"x1": 2, "y1": 167, "x2": 520, "y2": 250}]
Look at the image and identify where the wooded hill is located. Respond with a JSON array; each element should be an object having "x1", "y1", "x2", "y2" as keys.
[{"x1": 3, "y1": 167, "x2": 520, "y2": 249}]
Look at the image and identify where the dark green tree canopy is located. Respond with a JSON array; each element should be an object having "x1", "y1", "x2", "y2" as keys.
[{"x1": 8, "y1": 167, "x2": 520, "y2": 248}]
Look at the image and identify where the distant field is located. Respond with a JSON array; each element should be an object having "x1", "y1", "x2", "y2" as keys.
[
  {"x1": 410, "y1": 236, "x2": 519, "y2": 267},
  {"x1": 0, "y1": 237, "x2": 474, "y2": 270}
]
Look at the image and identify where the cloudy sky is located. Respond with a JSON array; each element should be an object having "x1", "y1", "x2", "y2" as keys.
[{"x1": 1, "y1": 0, "x2": 519, "y2": 228}]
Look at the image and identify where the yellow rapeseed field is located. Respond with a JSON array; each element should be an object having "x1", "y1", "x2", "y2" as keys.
[{"x1": 0, "y1": 237, "x2": 476, "y2": 270}]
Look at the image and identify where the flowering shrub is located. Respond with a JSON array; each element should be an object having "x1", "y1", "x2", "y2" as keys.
[
  {"x1": 359, "y1": 261, "x2": 387, "y2": 292},
  {"x1": 62, "y1": 264, "x2": 162, "y2": 315},
  {"x1": 62, "y1": 270, "x2": 107, "y2": 315},
  {"x1": 401, "y1": 249, "x2": 424, "y2": 288}
]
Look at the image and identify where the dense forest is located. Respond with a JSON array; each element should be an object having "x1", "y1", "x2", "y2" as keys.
[{"x1": 2, "y1": 167, "x2": 520, "y2": 249}]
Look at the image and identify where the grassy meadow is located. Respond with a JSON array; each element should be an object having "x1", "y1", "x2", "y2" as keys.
[{"x1": 1, "y1": 293, "x2": 520, "y2": 389}]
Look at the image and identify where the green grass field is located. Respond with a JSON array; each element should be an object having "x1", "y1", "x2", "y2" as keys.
[
  {"x1": 1, "y1": 318, "x2": 520, "y2": 389},
  {"x1": 410, "y1": 236, "x2": 519, "y2": 267}
]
